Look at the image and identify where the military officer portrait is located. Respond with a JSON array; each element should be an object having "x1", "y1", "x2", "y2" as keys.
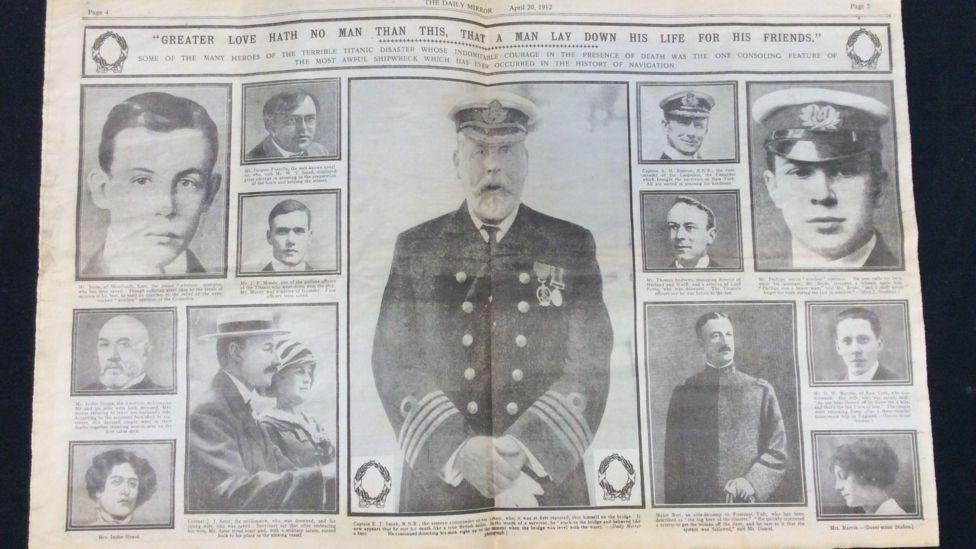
[
  {"x1": 66, "y1": 440, "x2": 175, "y2": 530},
  {"x1": 748, "y1": 82, "x2": 904, "y2": 270},
  {"x1": 237, "y1": 190, "x2": 341, "y2": 276},
  {"x1": 185, "y1": 305, "x2": 339, "y2": 512},
  {"x1": 71, "y1": 308, "x2": 176, "y2": 395},
  {"x1": 349, "y1": 79, "x2": 640, "y2": 513},
  {"x1": 76, "y1": 85, "x2": 230, "y2": 279},
  {"x1": 640, "y1": 190, "x2": 743, "y2": 271},
  {"x1": 645, "y1": 302, "x2": 805, "y2": 506},
  {"x1": 807, "y1": 301, "x2": 912, "y2": 385},
  {"x1": 242, "y1": 79, "x2": 340, "y2": 164},
  {"x1": 638, "y1": 82, "x2": 738, "y2": 164}
]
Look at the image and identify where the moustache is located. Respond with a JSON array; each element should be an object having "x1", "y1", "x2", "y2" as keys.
[
  {"x1": 476, "y1": 175, "x2": 513, "y2": 195},
  {"x1": 719, "y1": 345, "x2": 732, "y2": 352}
]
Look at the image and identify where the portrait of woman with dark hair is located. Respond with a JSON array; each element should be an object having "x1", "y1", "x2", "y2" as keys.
[
  {"x1": 831, "y1": 437, "x2": 906, "y2": 515},
  {"x1": 84, "y1": 449, "x2": 158, "y2": 526}
]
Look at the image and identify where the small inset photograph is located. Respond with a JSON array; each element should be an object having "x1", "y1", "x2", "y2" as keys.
[
  {"x1": 237, "y1": 190, "x2": 341, "y2": 276},
  {"x1": 747, "y1": 81, "x2": 904, "y2": 270},
  {"x1": 66, "y1": 440, "x2": 175, "y2": 530},
  {"x1": 71, "y1": 308, "x2": 177, "y2": 396},
  {"x1": 640, "y1": 190, "x2": 743, "y2": 271},
  {"x1": 812, "y1": 431, "x2": 921, "y2": 520},
  {"x1": 77, "y1": 84, "x2": 231, "y2": 279},
  {"x1": 807, "y1": 301, "x2": 912, "y2": 386},
  {"x1": 637, "y1": 82, "x2": 738, "y2": 163},
  {"x1": 242, "y1": 78, "x2": 340, "y2": 164}
]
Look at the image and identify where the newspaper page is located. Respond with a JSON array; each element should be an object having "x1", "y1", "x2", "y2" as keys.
[{"x1": 29, "y1": 0, "x2": 938, "y2": 546}]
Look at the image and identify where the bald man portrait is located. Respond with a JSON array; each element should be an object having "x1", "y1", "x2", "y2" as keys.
[{"x1": 83, "y1": 315, "x2": 163, "y2": 392}]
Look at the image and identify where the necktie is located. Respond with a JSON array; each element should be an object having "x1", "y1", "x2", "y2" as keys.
[{"x1": 481, "y1": 224, "x2": 500, "y2": 252}]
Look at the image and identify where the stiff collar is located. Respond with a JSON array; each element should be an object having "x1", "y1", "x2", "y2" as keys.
[
  {"x1": 847, "y1": 361, "x2": 880, "y2": 382},
  {"x1": 792, "y1": 233, "x2": 876, "y2": 269},
  {"x1": 674, "y1": 254, "x2": 711, "y2": 269},
  {"x1": 466, "y1": 201, "x2": 520, "y2": 243},
  {"x1": 121, "y1": 371, "x2": 147, "y2": 389},
  {"x1": 270, "y1": 136, "x2": 305, "y2": 158},
  {"x1": 270, "y1": 255, "x2": 308, "y2": 272},
  {"x1": 663, "y1": 143, "x2": 702, "y2": 161}
]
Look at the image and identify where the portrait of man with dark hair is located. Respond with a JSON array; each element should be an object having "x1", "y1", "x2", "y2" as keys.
[
  {"x1": 831, "y1": 307, "x2": 899, "y2": 382},
  {"x1": 80, "y1": 89, "x2": 226, "y2": 278},
  {"x1": 84, "y1": 449, "x2": 158, "y2": 526},
  {"x1": 666, "y1": 195, "x2": 721, "y2": 269},
  {"x1": 263, "y1": 199, "x2": 316, "y2": 272},
  {"x1": 247, "y1": 89, "x2": 331, "y2": 160}
]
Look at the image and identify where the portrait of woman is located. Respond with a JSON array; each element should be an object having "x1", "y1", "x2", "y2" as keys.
[
  {"x1": 831, "y1": 437, "x2": 906, "y2": 515},
  {"x1": 84, "y1": 449, "x2": 158, "y2": 526},
  {"x1": 258, "y1": 337, "x2": 336, "y2": 508}
]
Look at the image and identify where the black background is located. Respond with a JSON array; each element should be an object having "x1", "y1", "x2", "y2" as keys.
[{"x1": 1, "y1": 1, "x2": 973, "y2": 547}]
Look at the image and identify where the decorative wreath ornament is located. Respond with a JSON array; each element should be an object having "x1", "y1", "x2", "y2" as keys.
[
  {"x1": 353, "y1": 460, "x2": 392, "y2": 508},
  {"x1": 91, "y1": 31, "x2": 129, "y2": 73},
  {"x1": 846, "y1": 28, "x2": 882, "y2": 70},
  {"x1": 597, "y1": 453, "x2": 636, "y2": 501}
]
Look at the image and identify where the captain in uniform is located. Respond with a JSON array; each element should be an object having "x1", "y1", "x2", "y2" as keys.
[
  {"x1": 372, "y1": 91, "x2": 613, "y2": 512},
  {"x1": 658, "y1": 90, "x2": 714, "y2": 161}
]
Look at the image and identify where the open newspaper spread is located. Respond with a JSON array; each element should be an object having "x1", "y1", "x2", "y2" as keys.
[{"x1": 30, "y1": 0, "x2": 938, "y2": 546}]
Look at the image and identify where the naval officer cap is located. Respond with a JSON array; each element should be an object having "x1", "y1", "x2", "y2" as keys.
[
  {"x1": 659, "y1": 90, "x2": 715, "y2": 119},
  {"x1": 449, "y1": 91, "x2": 538, "y2": 145},
  {"x1": 752, "y1": 87, "x2": 889, "y2": 163}
]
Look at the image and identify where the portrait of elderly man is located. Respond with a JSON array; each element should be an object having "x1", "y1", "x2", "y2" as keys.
[
  {"x1": 753, "y1": 86, "x2": 900, "y2": 269},
  {"x1": 831, "y1": 307, "x2": 899, "y2": 382},
  {"x1": 81, "y1": 91, "x2": 223, "y2": 277},
  {"x1": 84, "y1": 449, "x2": 158, "y2": 526},
  {"x1": 262, "y1": 199, "x2": 317, "y2": 272},
  {"x1": 831, "y1": 437, "x2": 908, "y2": 515},
  {"x1": 664, "y1": 312, "x2": 788, "y2": 504},
  {"x1": 246, "y1": 89, "x2": 331, "y2": 160},
  {"x1": 187, "y1": 311, "x2": 334, "y2": 512},
  {"x1": 371, "y1": 91, "x2": 613, "y2": 512},
  {"x1": 665, "y1": 195, "x2": 722, "y2": 269},
  {"x1": 659, "y1": 90, "x2": 714, "y2": 161},
  {"x1": 82, "y1": 314, "x2": 162, "y2": 392}
]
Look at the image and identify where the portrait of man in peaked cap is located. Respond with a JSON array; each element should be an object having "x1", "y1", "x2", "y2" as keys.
[{"x1": 638, "y1": 82, "x2": 738, "y2": 163}]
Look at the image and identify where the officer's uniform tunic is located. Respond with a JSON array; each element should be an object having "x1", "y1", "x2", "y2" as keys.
[{"x1": 372, "y1": 202, "x2": 612, "y2": 511}]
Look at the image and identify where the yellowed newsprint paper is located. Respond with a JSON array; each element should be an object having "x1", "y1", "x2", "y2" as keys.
[{"x1": 30, "y1": 0, "x2": 937, "y2": 546}]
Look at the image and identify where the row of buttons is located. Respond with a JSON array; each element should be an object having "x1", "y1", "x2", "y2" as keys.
[
  {"x1": 461, "y1": 333, "x2": 528, "y2": 347},
  {"x1": 456, "y1": 271, "x2": 534, "y2": 285},
  {"x1": 461, "y1": 300, "x2": 531, "y2": 314},
  {"x1": 466, "y1": 401, "x2": 520, "y2": 416},
  {"x1": 463, "y1": 367, "x2": 524, "y2": 382}
]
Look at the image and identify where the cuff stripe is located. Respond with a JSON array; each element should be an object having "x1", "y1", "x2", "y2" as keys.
[
  {"x1": 540, "y1": 392, "x2": 592, "y2": 444},
  {"x1": 399, "y1": 391, "x2": 449, "y2": 450},
  {"x1": 528, "y1": 407, "x2": 583, "y2": 460},
  {"x1": 406, "y1": 404, "x2": 458, "y2": 467},
  {"x1": 533, "y1": 399, "x2": 586, "y2": 457}
]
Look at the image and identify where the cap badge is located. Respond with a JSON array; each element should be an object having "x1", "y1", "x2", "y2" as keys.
[
  {"x1": 681, "y1": 92, "x2": 699, "y2": 108},
  {"x1": 800, "y1": 104, "x2": 841, "y2": 131},
  {"x1": 482, "y1": 100, "x2": 508, "y2": 125}
]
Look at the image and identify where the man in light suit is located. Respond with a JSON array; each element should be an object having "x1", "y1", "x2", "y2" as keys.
[{"x1": 246, "y1": 89, "x2": 331, "y2": 160}]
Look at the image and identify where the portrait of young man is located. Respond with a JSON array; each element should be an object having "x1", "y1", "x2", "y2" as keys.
[
  {"x1": 807, "y1": 302, "x2": 911, "y2": 385},
  {"x1": 645, "y1": 302, "x2": 804, "y2": 506},
  {"x1": 237, "y1": 191, "x2": 340, "y2": 276},
  {"x1": 67, "y1": 441, "x2": 175, "y2": 530},
  {"x1": 638, "y1": 82, "x2": 737, "y2": 164},
  {"x1": 72, "y1": 309, "x2": 176, "y2": 395},
  {"x1": 242, "y1": 79, "x2": 340, "y2": 164},
  {"x1": 640, "y1": 191, "x2": 743, "y2": 271},
  {"x1": 77, "y1": 86, "x2": 229, "y2": 279},
  {"x1": 349, "y1": 80, "x2": 640, "y2": 514},
  {"x1": 749, "y1": 82, "x2": 903, "y2": 270}
]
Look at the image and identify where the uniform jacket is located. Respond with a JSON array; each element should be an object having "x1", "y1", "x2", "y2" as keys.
[
  {"x1": 83, "y1": 375, "x2": 163, "y2": 392},
  {"x1": 82, "y1": 247, "x2": 206, "y2": 277},
  {"x1": 664, "y1": 364, "x2": 788, "y2": 504},
  {"x1": 246, "y1": 135, "x2": 330, "y2": 160},
  {"x1": 765, "y1": 231, "x2": 899, "y2": 270},
  {"x1": 186, "y1": 370, "x2": 326, "y2": 511},
  {"x1": 372, "y1": 202, "x2": 613, "y2": 511}
]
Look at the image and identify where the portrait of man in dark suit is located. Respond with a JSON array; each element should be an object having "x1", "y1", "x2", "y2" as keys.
[
  {"x1": 371, "y1": 90, "x2": 614, "y2": 512},
  {"x1": 83, "y1": 314, "x2": 162, "y2": 392},
  {"x1": 246, "y1": 89, "x2": 331, "y2": 161},
  {"x1": 831, "y1": 307, "x2": 899, "y2": 382},
  {"x1": 261, "y1": 199, "x2": 318, "y2": 272},
  {"x1": 186, "y1": 310, "x2": 334, "y2": 512}
]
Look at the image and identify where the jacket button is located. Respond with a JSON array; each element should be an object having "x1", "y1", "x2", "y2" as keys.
[
  {"x1": 456, "y1": 271, "x2": 467, "y2": 283},
  {"x1": 467, "y1": 401, "x2": 478, "y2": 414},
  {"x1": 462, "y1": 333, "x2": 473, "y2": 346},
  {"x1": 517, "y1": 301, "x2": 530, "y2": 313},
  {"x1": 511, "y1": 369, "x2": 524, "y2": 382},
  {"x1": 461, "y1": 301, "x2": 474, "y2": 313},
  {"x1": 464, "y1": 367, "x2": 476, "y2": 380},
  {"x1": 515, "y1": 334, "x2": 527, "y2": 347},
  {"x1": 519, "y1": 272, "x2": 531, "y2": 284},
  {"x1": 506, "y1": 402, "x2": 519, "y2": 415}
]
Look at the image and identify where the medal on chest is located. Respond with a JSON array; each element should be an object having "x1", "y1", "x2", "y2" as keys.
[{"x1": 533, "y1": 261, "x2": 567, "y2": 307}]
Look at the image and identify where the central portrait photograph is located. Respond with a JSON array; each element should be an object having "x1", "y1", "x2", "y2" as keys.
[{"x1": 347, "y1": 79, "x2": 642, "y2": 515}]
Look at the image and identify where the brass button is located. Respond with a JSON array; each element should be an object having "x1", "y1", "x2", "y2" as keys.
[
  {"x1": 512, "y1": 369, "x2": 524, "y2": 382},
  {"x1": 462, "y1": 301, "x2": 474, "y2": 313},
  {"x1": 488, "y1": 295, "x2": 494, "y2": 303},
  {"x1": 506, "y1": 402, "x2": 519, "y2": 415},
  {"x1": 517, "y1": 301, "x2": 530, "y2": 313},
  {"x1": 462, "y1": 333, "x2": 473, "y2": 346},
  {"x1": 464, "y1": 368, "x2": 476, "y2": 380},
  {"x1": 467, "y1": 401, "x2": 478, "y2": 414},
  {"x1": 456, "y1": 271, "x2": 467, "y2": 283},
  {"x1": 518, "y1": 272, "x2": 531, "y2": 284},
  {"x1": 515, "y1": 334, "x2": 527, "y2": 347}
]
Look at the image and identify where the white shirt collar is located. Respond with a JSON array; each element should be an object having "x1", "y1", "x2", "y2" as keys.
[
  {"x1": 102, "y1": 225, "x2": 188, "y2": 275},
  {"x1": 663, "y1": 143, "x2": 702, "y2": 161},
  {"x1": 791, "y1": 233, "x2": 876, "y2": 269},
  {"x1": 270, "y1": 256, "x2": 308, "y2": 272},
  {"x1": 467, "y1": 202, "x2": 520, "y2": 243},
  {"x1": 847, "y1": 361, "x2": 880, "y2": 382},
  {"x1": 270, "y1": 136, "x2": 305, "y2": 158},
  {"x1": 224, "y1": 371, "x2": 258, "y2": 407},
  {"x1": 674, "y1": 254, "x2": 711, "y2": 269},
  {"x1": 705, "y1": 360, "x2": 734, "y2": 370},
  {"x1": 121, "y1": 371, "x2": 147, "y2": 389}
]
